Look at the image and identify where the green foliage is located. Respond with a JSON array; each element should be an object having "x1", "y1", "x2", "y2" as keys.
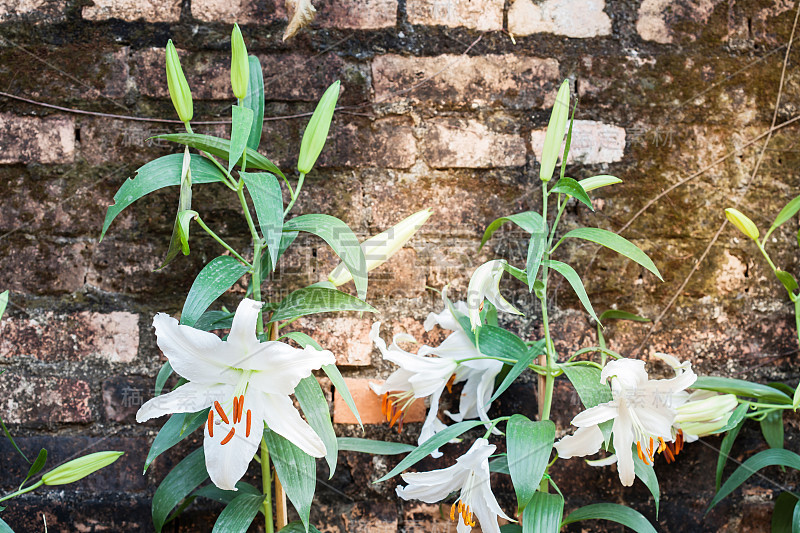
[
  {"x1": 522, "y1": 491, "x2": 563, "y2": 533},
  {"x1": 211, "y1": 493, "x2": 264, "y2": 533},
  {"x1": 562, "y1": 503, "x2": 658, "y2": 533},
  {"x1": 543, "y1": 260, "x2": 600, "y2": 323},
  {"x1": 709, "y1": 449, "x2": 800, "y2": 512},
  {"x1": 181, "y1": 256, "x2": 250, "y2": 327},
  {"x1": 336, "y1": 438, "x2": 416, "y2": 455},
  {"x1": 152, "y1": 448, "x2": 208, "y2": 532},
  {"x1": 771, "y1": 492, "x2": 800, "y2": 533},
  {"x1": 155, "y1": 133, "x2": 284, "y2": 178},
  {"x1": 269, "y1": 287, "x2": 376, "y2": 323},
  {"x1": 242, "y1": 171, "x2": 284, "y2": 269},
  {"x1": 229, "y1": 105, "x2": 254, "y2": 173},
  {"x1": 507, "y1": 416, "x2": 555, "y2": 512},
  {"x1": 264, "y1": 429, "x2": 316, "y2": 532},
  {"x1": 298, "y1": 81, "x2": 340, "y2": 174},
  {"x1": 693, "y1": 376, "x2": 792, "y2": 404},
  {"x1": 559, "y1": 227, "x2": 662, "y2": 281},
  {"x1": 144, "y1": 409, "x2": 208, "y2": 473},
  {"x1": 550, "y1": 177, "x2": 593, "y2": 211},
  {"x1": 761, "y1": 410, "x2": 785, "y2": 449},
  {"x1": 295, "y1": 376, "x2": 338, "y2": 475},
  {"x1": 633, "y1": 454, "x2": 660, "y2": 517}
]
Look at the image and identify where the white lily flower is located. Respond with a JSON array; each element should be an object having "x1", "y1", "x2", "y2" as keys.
[
  {"x1": 396, "y1": 438, "x2": 512, "y2": 533},
  {"x1": 466, "y1": 260, "x2": 522, "y2": 331},
  {"x1": 554, "y1": 357, "x2": 696, "y2": 486},
  {"x1": 137, "y1": 298, "x2": 335, "y2": 490}
]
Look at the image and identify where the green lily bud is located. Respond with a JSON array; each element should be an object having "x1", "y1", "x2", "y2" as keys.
[
  {"x1": 165, "y1": 40, "x2": 193, "y2": 123},
  {"x1": 231, "y1": 24, "x2": 250, "y2": 100},
  {"x1": 578, "y1": 175, "x2": 622, "y2": 192},
  {"x1": 676, "y1": 393, "x2": 738, "y2": 423},
  {"x1": 42, "y1": 451, "x2": 124, "y2": 486},
  {"x1": 725, "y1": 208, "x2": 760, "y2": 241}
]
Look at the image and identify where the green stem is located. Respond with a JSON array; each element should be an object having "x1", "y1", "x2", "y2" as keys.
[
  {"x1": 252, "y1": 241, "x2": 264, "y2": 336},
  {"x1": 795, "y1": 298, "x2": 800, "y2": 355},
  {"x1": 237, "y1": 180, "x2": 262, "y2": 246},
  {"x1": 260, "y1": 439, "x2": 274, "y2": 533},
  {"x1": 193, "y1": 216, "x2": 252, "y2": 268},
  {"x1": 564, "y1": 346, "x2": 624, "y2": 364},
  {"x1": 757, "y1": 242, "x2": 779, "y2": 274},
  {"x1": 539, "y1": 185, "x2": 555, "y2": 423},
  {"x1": 184, "y1": 122, "x2": 238, "y2": 191},
  {"x1": 0, "y1": 480, "x2": 42, "y2": 503},
  {"x1": 283, "y1": 173, "x2": 305, "y2": 217}
]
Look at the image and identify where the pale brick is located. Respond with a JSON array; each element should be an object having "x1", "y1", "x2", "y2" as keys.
[
  {"x1": 0, "y1": 240, "x2": 88, "y2": 295},
  {"x1": 508, "y1": 0, "x2": 611, "y2": 38},
  {"x1": 530, "y1": 119, "x2": 625, "y2": 165},
  {"x1": 315, "y1": 0, "x2": 396, "y2": 28},
  {"x1": 0, "y1": 114, "x2": 75, "y2": 165},
  {"x1": 636, "y1": 0, "x2": 673, "y2": 43},
  {"x1": 372, "y1": 54, "x2": 560, "y2": 109},
  {"x1": 423, "y1": 118, "x2": 526, "y2": 169},
  {"x1": 191, "y1": 0, "x2": 286, "y2": 23},
  {"x1": 292, "y1": 316, "x2": 373, "y2": 366},
  {"x1": 0, "y1": 374, "x2": 92, "y2": 424},
  {"x1": 0, "y1": 0, "x2": 66, "y2": 20},
  {"x1": 333, "y1": 378, "x2": 426, "y2": 424},
  {"x1": 637, "y1": 0, "x2": 727, "y2": 44},
  {"x1": 406, "y1": 0, "x2": 502, "y2": 30},
  {"x1": 1, "y1": 311, "x2": 139, "y2": 363},
  {"x1": 82, "y1": 0, "x2": 181, "y2": 22}
]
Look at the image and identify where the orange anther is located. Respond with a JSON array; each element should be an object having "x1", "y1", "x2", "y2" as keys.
[
  {"x1": 663, "y1": 445, "x2": 675, "y2": 463},
  {"x1": 446, "y1": 374, "x2": 456, "y2": 394},
  {"x1": 381, "y1": 393, "x2": 389, "y2": 416},
  {"x1": 389, "y1": 408, "x2": 403, "y2": 428},
  {"x1": 233, "y1": 396, "x2": 239, "y2": 423},
  {"x1": 246, "y1": 409, "x2": 252, "y2": 437},
  {"x1": 238, "y1": 395, "x2": 245, "y2": 422},
  {"x1": 214, "y1": 401, "x2": 230, "y2": 424},
  {"x1": 221, "y1": 427, "x2": 235, "y2": 445},
  {"x1": 636, "y1": 442, "x2": 650, "y2": 465},
  {"x1": 658, "y1": 437, "x2": 666, "y2": 454},
  {"x1": 450, "y1": 503, "x2": 456, "y2": 521},
  {"x1": 207, "y1": 410, "x2": 214, "y2": 438}
]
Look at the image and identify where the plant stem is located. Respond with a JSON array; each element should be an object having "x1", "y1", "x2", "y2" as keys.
[
  {"x1": 193, "y1": 216, "x2": 252, "y2": 268},
  {"x1": 184, "y1": 122, "x2": 238, "y2": 190},
  {"x1": 260, "y1": 439, "x2": 274, "y2": 533},
  {"x1": 252, "y1": 241, "x2": 264, "y2": 335},
  {"x1": 0, "y1": 480, "x2": 42, "y2": 503},
  {"x1": 283, "y1": 173, "x2": 305, "y2": 216},
  {"x1": 757, "y1": 242, "x2": 779, "y2": 274},
  {"x1": 237, "y1": 180, "x2": 261, "y2": 245}
]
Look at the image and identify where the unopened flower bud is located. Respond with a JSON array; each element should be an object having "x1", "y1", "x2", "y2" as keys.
[
  {"x1": 725, "y1": 208, "x2": 760, "y2": 241},
  {"x1": 230, "y1": 24, "x2": 250, "y2": 100},
  {"x1": 165, "y1": 40, "x2": 193, "y2": 123},
  {"x1": 42, "y1": 451, "x2": 124, "y2": 486}
]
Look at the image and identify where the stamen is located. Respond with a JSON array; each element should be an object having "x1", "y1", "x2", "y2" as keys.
[
  {"x1": 636, "y1": 441, "x2": 650, "y2": 465},
  {"x1": 233, "y1": 396, "x2": 239, "y2": 423},
  {"x1": 676, "y1": 430, "x2": 684, "y2": 454},
  {"x1": 389, "y1": 408, "x2": 403, "y2": 428},
  {"x1": 446, "y1": 374, "x2": 456, "y2": 393},
  {"x1": 207, "y1": 410, "x2": 214, "y2": 438},
  {"x1": 663, "y1": 445, "x2": 675, "y2": 463},
  {"x1": 381, "y1": 393, "x2": 389, "y2": 416},
  {"x1": 246, "y1": 409, "x2": 252, "y2": 437},
  {"x1": 214, "y1": 401, "x2": 230, "y2": 424},
  {"x1": 450, "y1": 503, "x2": 456, "y2": 521},
  {"x1": 221, "y1": 427, "x2": 235, "y2": 445},
  {"x1": 238, "y1": 395, "x2": 245, "y2": 423},
  {"x1": 657, "y1": 437, "x2": 666, "y2": 454}
]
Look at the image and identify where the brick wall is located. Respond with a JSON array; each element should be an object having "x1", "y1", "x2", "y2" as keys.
[{"x1": 1, "y1": 0, "x2": 799, "y2": 531}]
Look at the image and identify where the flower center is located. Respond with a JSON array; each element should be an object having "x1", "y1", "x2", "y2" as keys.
[
  {"x1": 656, "y1": 430, "x2": 684, "y2": 464},
  {"x1": 380, "y1": 391, "x2": 416, "y2": 432},
  {"x1": 206, "y1": 372, "x2": 254, "y2": 445},
  {"x1": 449, "y1": 470, "x2": 479, "y2": 528}
]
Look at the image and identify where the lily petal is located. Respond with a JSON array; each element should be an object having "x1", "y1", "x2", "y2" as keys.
[
  {"x1": 261, "y1": 392, "x2": 326, "y2": 458},
  {"x1": 136, "y1": 381, "x2": 231, "y2": 423},
  {"x1": 612, "y1": 402, "x2": 635, "y2": 486},
  {"x1": 554, "y1": 425, "x2": 604, "y2": 459},
  {"x1": 227, "y1": 298, "x2": 264, "y2": 352},
  {"x1": 571, "y1": 402, "x2": 618, "y2": 427},
  {"x1": 248, "y1": 343, "x2": 335, "y2": 395}
]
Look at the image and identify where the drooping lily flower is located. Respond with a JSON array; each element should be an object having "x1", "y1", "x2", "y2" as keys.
[
  {"x1": 554, "y1": 357, "x2": 696, "y2": 486},
  {"x1": 466, "y1": 260, "x2": 522, "y2": 331},
  {"x1": 395, "y1": 438, "x2": 512, "y2": 533},
  {"x1": 137, "y1": 298, "x2": 335, "y2": 490}
]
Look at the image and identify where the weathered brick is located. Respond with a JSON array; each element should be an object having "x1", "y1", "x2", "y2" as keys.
[
  {"x1": 342, "y1": 501, "x2": 398, "y2": 532},
  {"x1": 134, "y1": 49, "x2": 366, "y2": 103},
  {"x1": 508, "y1": 0, "x2": 611, "y2": 38},
  {"x1": 102, "y1": 376, "x2": 152, "y2": 423},
  {"x1": 315, "y1": 0, "x2": 397, "y2": 29},
  {"x1": 78, "y1": 117, "x2": 176, "y2": 167},
  {"x1": 406, "y1": 0, "x2": 503, "y2": 30},
  {"x1": 190, "y1": 0, "x2": 286, "y2": 23},
  {"x1": 372, "y1": 54, "x2": 560, "y2": 109},
  {"x1": 332, "y1": 377, "x2": 426, "y2": 424},
  {"x1": 82, "y1": 0, "x2": 182, "y2": 22},
  {"x1": 0, "y1": 114, "x2": 75, "y2": 165},
  {"x1": 636, "y1": 0, "x2": 739, "y2": 44},
  {"x1": 320, "y1": 116, "x2": 417, "y2": 169},
  {"x1": 0, "y1": 239, "x2": 88, "y2": 295},
  {"x1": 1, "y1": 311, "x2": 139, "y2": 363},
  {"x1": 423, "y1": 118, "x2": 526, "y2": 168},
  {"x1": 0, "y1": 0, "x2": 65, "y2": 21},
  {"x1": 530, "y1": 119, "x2": 625, "y2": 165},
  {"x1": 367, "y1": 248, "x2": 427, "y2": 299},
  {"x1": 292, "y1": 316, "x2": 373, "y2": 366},
  {"x1": 0, "y1": 373, "x2": 92, "y2": 424}
]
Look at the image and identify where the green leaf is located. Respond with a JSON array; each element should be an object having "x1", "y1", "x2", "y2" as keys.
[
  {"x1": 323, "y1": 364, "x2": 361, "y2": 427},
  {"x1": 295, "y1": 376, "x2": 337, "y2": 476},
  {"x1": 598, "y1": 310, "x2": 650, "y2": 322},
  {"x1": 0, "y1": 516, "x2": 13, "y2": 533},
  {"x1": 480, "y1": 212, "x2": 546, "y2": 249},
  {"x1": 489, "y1": 455, "x2": 510, "y2": 474},
  {"x1": 242, "y1": 55, "x2": 264, "y2": 152},
  {"x1": 0, "y1": 290, "x2": 8, "y2": 320},
  {"x1": 709, "y1": 449, "x2": 800, "y2": 512},
  {"x1": 211, "y1": 493, "x2": 264, "y2": 533},
  {"x1": 264, "y1": 429, "x2": 316, "y2": 532},
  {"x1": 336, "y1": 437, "x2": 416, "y2": 455},
  {"x1": 714, "y1": 401, "x2": 748, "y2": 434},
  {"x1": 559, "y1": 101, "x2": 577, "y2": 181},
  {"x1": 269, "y1": 287, "x2": 376, "y2": 323},
  {"x1": 522, "y1": 491, "x2": 563, "y2": 533},
  {"x1": 716, "y1": 415, "x2": 745, "y2": 491},
  {"x1": 194, "y1": 481, "x2": 260, "y2": 505},
  {"x1": 551, "y1": 177, "x2": 593, "y2": 211},
  {"x1": 766, "y1": 194, "x2": 800, "y2": 241},
  {"x1": 477, "y1": 325, "x2": 528, "y2": 360},
  {"x1": 229, "y1": 105, "x2": 255, "y2": 173},
  {"x1": 280, "y1": 331, "x2": 323, "y2": 350},
  {"x1": 181, "y1": 256, "x2": 250, "y2": 327},
  {"x1": 159, "y1": 151, "x2": 195, "y2": 269},
  {"x1": 561, "y1": 365, "x2": 613, "y2": 443},
  {"x1": 242, "y1": 171, "x2": 284, "y2": 270},
  {"x1": 376, "y1": 421, "x2": 486, "y2": 482},
  {"x1": 488, "y1": 346, "x2": 542, "y2": 406},
  {"x1": 693, "y1": 376, "x2": 792, "y2": 404},
  {"x1": 539, "y1": 80, "x2": 570, "y2": 182},
  {"x1": 154, "y1": 362, "x2": 173, "y2": 397},
  {"x1": 527, "y1": 228, "x2": 548, "y2": 290},
  {"x1": 194, "y1": 310, "x2": 235, "y2": 332},
  {"x1": 761, "y1": 410, "x2": 784, "y2": 449},
  {"x1": 144, "y1": 409, "x2": 208, "y2": 473},
  {"x1": 772, "y1": 492, "x2": 800, "y2": 533},
  {"x1": 561, "y1": 228, "x2": 662, "y2": 281},
  {"x1": 501, "y1": 525, "x2": 523, "y2": 533},
  {"x1": 544, "y1": 260, "x2": 600, "y2": 324},
  {"x1": 154, "y1": 133, "x2": 285, "y2": 179},
  {"x1": 283, "y1": 215, "x2": 368, "y2": 300},
  {"x1": 100, "y1": 153, "x2": 225, "y2": 240},
  {"x1": 298, "y1": 81, "x2": 340, "y2": 174},
  {"x1": 279, "y1": 522, "x2": 322, "y2": 533},
  {"x1": 562, "y1": 503, "x2": 657, "y2": 533},
  {"x1": 1, "y1": 414, "x2": 30, "y2": 464},
  {"x1": 507, "y1": 415, "x2": 555, "y2": 512},
  {"x1": 20, "y1": 449, "x2": 47, "y2": 489},
  {"x1": 633, "y1": 454, "x2": 660, "y2": 517},
  {"x1": 247, "y1": 231, "x2": 298, "y2": 297},
  {"x1": 152, "y1": 447, "x2": 209, "y2": 533},
  {"x1": 776, "y1": 270, "x2": 798, "y2": 296}
]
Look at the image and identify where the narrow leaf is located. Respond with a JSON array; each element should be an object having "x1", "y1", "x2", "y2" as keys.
[
  {"x1": 716, "y1": 416, "x2": 745, "y2": 491},
  {"x1": 323, "y1": 364, "x2": 361, "y2": 427},
  {"x1": 766, "y1": 194, "x2": 800, "y2": 241},
  {"x1": 336, "y1": 438, "x2": 416, "y2": 455},
  {"x1": 561, "y1": 227, "x2": 662, "y2": 281},
  {"x1": 144, "y1": 409, "x2": 208, "y2": 473},
  {"x1": 0, "y1": 416, "x2": 29, "y2": 464},
  {"x1": 0, "y1": 517, "x2": 12, "y2": 533},
  {"x1": 633, "y1": 454, "x2": 660, "y2": 517},
  {"x1": 181, "y1": 256, "x2": 250, "y2": 328},
  {"x1": 709, "y1": 449, "x2": 800, "y2": 512},
  {"x1": 264, "y1": 429, "x2": 316, "y2": 532},
  {"x1": 229, "y1": 105, "x2": 254, "y2": 173},
  {"x1": 211, "y1": 493, "x2": 264, "y2": 533},
  {"x1": 761, "y1": 410, "x2": 784, "y2": 449},
  {"x1": 152, "y1": 447, "x2": 209, "y2": 532},
  {"x1": 194, "y1": 481, "x2": 260, "y2": 505},
  {"x1": 295, "y1": 376, "x2": 338, "y2": 476},
  {"x1": 242, "y1": 172, "x2": 284, "y2": 270},
  {"x1": 522, "y1": 491, "x2": 564, "y2": 533},
  {"x1": 776, "y1": 270, "x2": 798, "y2": 296},
  {"x1": 242, "y1": 55, "x2": 264, "y2": 151},
  {"x1": 693, "y1": 376, "x2": 792, "y2": 404},
  {"x1": 279, "y1": 522, "x2": 322, "y2": 533},
  {"x1": 551, "y1": 177, "x2": 593, "y2": 211},
  {"x1": 480, "y1": 212, "x2": 546, "y2": 249},
  {"x1": 772, "y1": 492, "x2": 800, "y2": 533},
  {"x1": 543, "y1": 260, "x2": 600, "y2": 324},
  {"x1": 20, "y1": 449, "x2": 47, "y2": 489},
  {"x1": 527, "y1": 229, "x2": 548, "y2": 290},
  {"x1": 488, "y1": 346, "x2": 541, "y2": 406},
  {"x1": 269, "y1": 286, "x2": 376, "y2": 323},
  {"x1": 598, "y1": 310, "x2": 650, "y2": 322},
  {"x1": 507, "y1": 415, "x2": 555, "y2": 512},
  {"x1": 562, "y1": 364, "x2": 613, "y2": 443},
  {"x1": 562, "y1": 503, "x2": 657, "y2": 533},
  {"x1": 0, "y1": 291, "x2": 8, "y2": 320}
]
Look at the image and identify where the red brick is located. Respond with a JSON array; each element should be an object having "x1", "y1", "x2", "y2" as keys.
[
  {"x1": 422, "y1": 118, "x2": 526, "y2": 168},
  {"x1": 82, "y1": 0, "x2": 182, "y2": 22},
  {"x1": 333, "y1": 377, "x2": 426, "y2": 424},
  {"x1": 0, "y1": 239, "x2": 88, "y2": 295},
  {"x1": 508, "y1": 0, "x2": 611, "y2": 38},
  {"x1": 0, "y1": 114, "x2": 75, "y2": 164},
  {"x1": 0, "y1": 0, "x2": 66, "y2": 22},
  {"x1": 315, "y1": 0, "x2": 397, "y2": 29},
  {"x1": 406, "y1": 0, "x2": 503, "y2": 30},
  {"x1": 372, "y1": 54, "x2": 560, "y2": 109},
  {"x1": 319, "y1": 116, "x2": 417, "y2": 169},
  {"x1": 190, "y1": 0, "x2": 286, "y2": 23},
  {"x1": 0, "y1": 373, "x2": 92, "y2": 424},
  {"x1": 291, "y1": 316, "x2": 373, "y2": 366},
  {"x1": 102, "y1": 376, "x2": 153, "y2": 423},
  {"x1": 1, "y1": 311, "x2": 139, "y2": 363}
]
